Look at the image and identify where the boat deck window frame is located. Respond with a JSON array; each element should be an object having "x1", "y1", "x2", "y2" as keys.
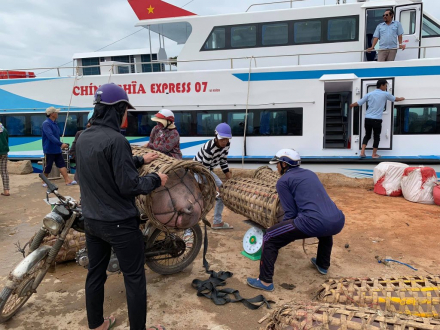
[
  {"x1": 422, "y1": 14, "x2": 440, "y2": 38},
  {"x1": 201, "y1": 15, "x2": 359, "y2": 51}
]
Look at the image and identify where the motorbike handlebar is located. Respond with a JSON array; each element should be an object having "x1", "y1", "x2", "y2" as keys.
[{"x1": 39, "y1": 173, "x2": 59, "y2": 194}]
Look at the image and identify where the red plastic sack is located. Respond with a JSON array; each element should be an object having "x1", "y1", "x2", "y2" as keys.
[{"x1": 434, "y1": 184, "x2": 440, "y2": 206}]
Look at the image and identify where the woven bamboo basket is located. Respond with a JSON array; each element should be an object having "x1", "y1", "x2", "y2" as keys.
[
  {"x1": 263, "y1": 302, "x2": 440, "y2": 330},
  {"x1": 253, "y1": 166, "x2": 280, "y2": 185},
  {"x1": 220, "y1": 178, "x2": 284, "y2": 228},
  {"x1": 317, "y1": 276, "x2": 440, "y2": 318},
  {"x1": 28, "y1": 229, "x2": 86, "y2": 263},
  {"x1": 132, "y1": 146, "x2": 216, "y2": 231}
]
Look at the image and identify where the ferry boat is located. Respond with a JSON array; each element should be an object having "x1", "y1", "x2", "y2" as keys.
[{"x1": 1, "y1": 0, "x2": 440, "y2": 178}]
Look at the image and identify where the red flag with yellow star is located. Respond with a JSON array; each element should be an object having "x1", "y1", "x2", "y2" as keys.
[{"x1": 128, "y1": 0, "x2": 196, "y2": 20}]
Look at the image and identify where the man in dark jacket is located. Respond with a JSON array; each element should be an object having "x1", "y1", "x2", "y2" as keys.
[
  {"x1": 76, "y1": 83, "x2": 168, "y2": 330},
  {"x1": 247, "y1": 149, "x2": 345, "y2": 292}
]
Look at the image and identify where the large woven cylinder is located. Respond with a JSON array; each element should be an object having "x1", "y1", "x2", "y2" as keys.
[
  {"x1": 264, "y1": 303, "x2": 440, "y2": 330},
  {"x1": 253, "y1": 166, "x2": 280, "y2": 185},
  {"x1": 132, "y1": 146, "x2": 216, "y2": 230},
  {"x1": 317, "y1": 276, "x2": 440, "y2": 318},
  {"x1": 220, "y1": 178, "x2": 284, "y2": 228},
  {"x1": 28, "y1": 229, "x2": 86, "y2": 263}
]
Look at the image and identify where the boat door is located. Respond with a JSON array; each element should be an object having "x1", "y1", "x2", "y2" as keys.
[
  {"x1": 360, "y1": 79, "x2": 394, "y2": 150},
  {"x1": 394, "y1": 3, "x2": 422, "y2": 60}
]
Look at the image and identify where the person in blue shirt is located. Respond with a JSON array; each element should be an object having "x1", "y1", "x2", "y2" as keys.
[
  {"x1": 367, "y1": 9, "x2": 406, "y2": 62},
  {"x1": 247, "y1": 149, "x2": 345, "y2": 292},
  {"x1": 350, "y1": 79, "x2": 405, "y2": 158},
  {"x1": 42, "y1": 106, "x2": 76, "y2": 186}
]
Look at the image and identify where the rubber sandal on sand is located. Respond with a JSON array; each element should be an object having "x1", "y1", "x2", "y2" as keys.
[
  {"x1": 148, "y1": 326, "x2": 166, "y2": 330},
  {"x1": 66, "y1": 180, "x2": 77, "y2": 186},
  {"x1": 212, "y1": 222, "x2": 233, "y2": 230},
  {"x1": 1, "y1": 193, "x2": 10, "y2": 196},
  {"x1": 104, "y1": 316, "x2": 116, "y2": 330}
]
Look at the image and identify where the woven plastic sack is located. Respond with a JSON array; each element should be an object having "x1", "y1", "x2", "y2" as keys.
[
  {"x1": 373, "y1": 162, "x2": 409, "y2": 196},
  {"x1": 401, "y1": 166, "x2": 437, "y2": 204}
]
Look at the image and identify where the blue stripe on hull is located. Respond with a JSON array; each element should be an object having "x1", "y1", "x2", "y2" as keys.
[{"x1": 233, "y1": 66, "x2": 440, "y2": 81}]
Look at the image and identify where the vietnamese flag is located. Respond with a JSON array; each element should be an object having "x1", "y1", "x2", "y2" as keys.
[{"x1": 128, "y1": 0, "x2": 196, "y2": 20}]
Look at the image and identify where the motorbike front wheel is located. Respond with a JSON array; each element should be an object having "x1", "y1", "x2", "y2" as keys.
[
  {"x1": 145, "y1": 223, "x2": 203, "y2": 275},
  {"x1": 0, "y1": 257, "x2": 47, "y2": 323}
]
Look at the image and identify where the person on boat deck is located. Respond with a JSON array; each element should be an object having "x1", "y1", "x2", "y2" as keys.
[
  {"x1": 42, "y1": 106, "x2": 76, "y2": 186},
  {"x1": 350, "y1": 79, "x2": 405, "y2": 159},
  {"x1": 76, "y1": 83, "x2": 168, "y2": 330},
  {"x1": 247, "y1": 149, "x2": 345, "y2": 292},
  {"x1": 367, "y1": 9, "x2": 405, "y2": 62},
  {"x1": 143, "y1": 109, "x2": 182, "y2": 160},
  {"x1": 0, "y1": 122, "x2": 10, "y2": 197},
  {"x1": 194, "y1": 123, "x2": 233, "y2": 230}
]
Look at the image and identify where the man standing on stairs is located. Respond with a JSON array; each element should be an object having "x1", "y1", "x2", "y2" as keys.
[{"x1": 350, "y1": 79, "x2": 405, "y2": 159}]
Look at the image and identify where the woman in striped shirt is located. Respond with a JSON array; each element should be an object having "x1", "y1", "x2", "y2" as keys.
[{"x1": 194, "y1": 123, "x2": 233, "y2": 230}]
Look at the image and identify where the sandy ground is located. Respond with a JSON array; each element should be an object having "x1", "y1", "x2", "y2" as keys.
[{"x1": 0, "y1": 171, "x2": 439, "y2": 330}]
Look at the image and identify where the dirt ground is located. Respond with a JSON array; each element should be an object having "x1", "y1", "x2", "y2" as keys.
[{"x1": 0, "y1": 171, "x2": 439, "y2": 330}]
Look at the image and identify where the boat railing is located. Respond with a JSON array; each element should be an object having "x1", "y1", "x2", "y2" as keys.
[
  {"x1": 3, "y1": 44, "x2": 440, "y2": 78},
  {"x1": 246, "y1": 0, "x2": 307, "y2": 12}
]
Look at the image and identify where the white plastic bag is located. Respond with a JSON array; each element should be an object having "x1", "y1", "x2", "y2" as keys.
[
  {"x1": 373, "y1": 162, "x2": 409, "y2": 196},
  {"x1": 401, "y1": 166, "x2": 437, "y2": 204}
]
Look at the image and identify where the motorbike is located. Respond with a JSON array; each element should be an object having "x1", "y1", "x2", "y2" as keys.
[{"x1": 0, "y1": 173, "x2": 203, "y2": 323}]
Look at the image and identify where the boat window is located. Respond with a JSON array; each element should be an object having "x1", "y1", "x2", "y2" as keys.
[
  {"x1": 261, "y1": 109, "x2": 302, "y2": 135},
  {"x1": 197, "y1": 112, "x2": 223, "y2": 135},
  {"x1": 81, "y1": 113, "x2": 90, "y2": 129},
  {"x1": 204, "y1": 27, "x2": 226, "y2": 50},
  {"x1": 262, "y1": 23, "x2": 289, "y2": 46},
  {"x1": 174, "y1": 112, "x2": 192, "y2": 136},
  {"x1": 422, "y1": 15, "x2": 440, "y2": 37},
  {"x1": 227, "y1": 112, "x2": 254, "y2": 135},
  {"x1": 82, "y1": 57, "x2": 101, "y2": 76},
  {"x1": 126, "y1": 112, "x2": 154, "y2": 136},
  {"x1": 328, "y1": 17, "x2": 357, "y2": 41},
  {"x1": 141, "y1": 54, "x2": 163, "y2": 72},
  {"x1": 294, "y1": 20, "x2": 322, "y2": 44},
  {"x1": 57, "y1": 114, "x2": 78, "y2": 136},
  {"x1": 30, "y1": 115, "x2": 46, "y2": 136},
  {"x1": 394, "y1": 105, "x2": 440, "y2": 134},
  {"x1": 125, "y1": 108, "x2": 303, "y2": 137},
  {"x1": 5, "y1": 115, "x2": 26, "y2": 136},
  {"x1": 400, "y1": 10, "x2": 416, "y2": 35},
  {"x1": 231, "y1": 25, "x2": 257, "y2": 48}
]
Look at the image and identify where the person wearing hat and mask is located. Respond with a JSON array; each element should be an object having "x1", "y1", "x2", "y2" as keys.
[
  {"x1": 42, "y1": 106, "x2": 76, "y2": 186},
  {"x1": 247, "y1": 149, "x2": 345, "y2": 292},
  {"x1": 194, "y1": 123, "x2": 233, "y2": 230},
  {"x1": 143, "y1": 109, "x2": 182, "y2": 159},
  {"x1": 76, "y1": 83, "x2": 167, "y2": 330}
]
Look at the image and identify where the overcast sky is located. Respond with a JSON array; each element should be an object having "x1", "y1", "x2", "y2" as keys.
[{"x1": 1, "y1": 0, "x2": 438, "y2": 76}]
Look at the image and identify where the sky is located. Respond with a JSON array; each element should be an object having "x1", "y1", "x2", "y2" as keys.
[{"x1": 1, "y1": 0, "x2": 439, "y2": 76}]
